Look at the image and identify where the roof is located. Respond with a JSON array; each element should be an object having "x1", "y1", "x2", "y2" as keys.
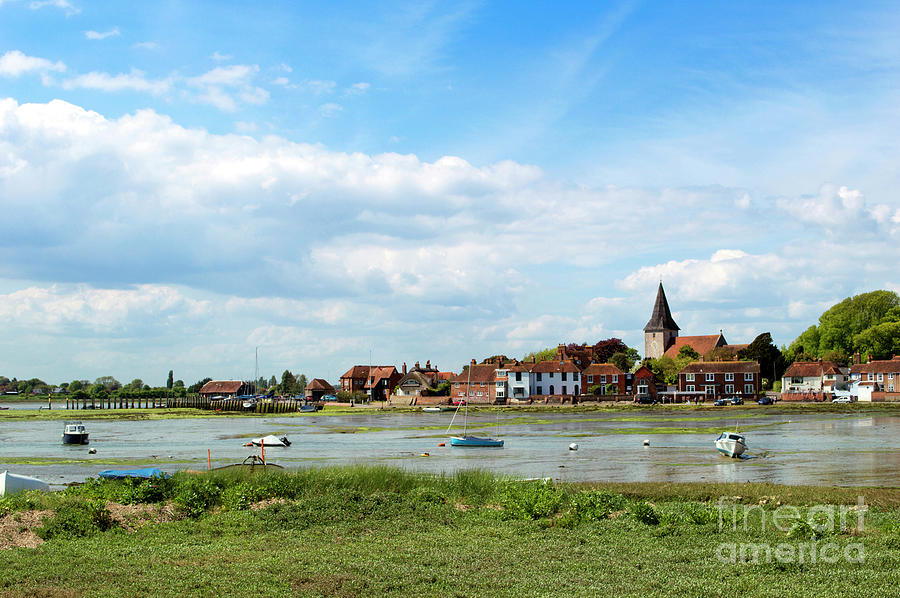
[
  {"x1": 450, "y1": 364, "x2": 498, "y2": 384},
  {"x1": 199, "y1": 380, "x2": 243, "y2": 394},
  {"x1": 365, "y1": 366, "x2": 398, "y2": 388},
  {"x1": 663, "y1": 334, "x2": 726, "y2": 359},
  {"x1": 783, "y1": 361, "x2": 841, "y2": 378},
  {"x1": 644, "y1": 283, "x2": 680, "y2": 332},
  {"x1": 850, "y1": 356, "x2": 900, "y2": 374},
  {"x1": 305, "y1": 378, "x2": 335, "y2": 392},
  {"x1": 340, "y1": 365, "x2": 396, "y2": 383},
  {"x1": 679, "y1": 361, "x2": 760, "y2": 374},
  {"x1": 530, "y1": 360, "x2": 581, "y2": 373},
  {"x1": 340, "y1": 365, "x2": 370, "y2": 379},
  {"x1": 582, "y1": 363, "x2": 625, "y2": 376}
]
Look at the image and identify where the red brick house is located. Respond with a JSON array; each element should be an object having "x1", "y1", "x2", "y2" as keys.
[
  {"x1": 677, "y1": 361, "x2": 760, "y2": 400},
  {"x1": 632, "y1": 365, "x2": 659, "y2": 400},
  {"x1": 581, "y1": 363, "x2": 626, "y2": 395},
  {"x1": 339, "y1": 365, "x2": 400, "y2": 401},
  {"x1": 849, "y1": 356, "x2": 900, "y2": 401},
  {"x1": 449, "y1": 359, "x2": 499, "y2": 404}
]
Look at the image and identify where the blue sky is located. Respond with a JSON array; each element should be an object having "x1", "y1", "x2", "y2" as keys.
[{"x1": 1, "y1": 0, "x2": 898, "y2": 386}]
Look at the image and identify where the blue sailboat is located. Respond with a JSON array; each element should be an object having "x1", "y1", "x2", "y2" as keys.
[{"x1": 447, "y1": 365, "x2": 504, "y2": 448}]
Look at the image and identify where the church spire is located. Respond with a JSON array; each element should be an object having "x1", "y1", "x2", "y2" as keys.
[{"x1": 643, "y1": 282, "x2": 679, "y2": 332}]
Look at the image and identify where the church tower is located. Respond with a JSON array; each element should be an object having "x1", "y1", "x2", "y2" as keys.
[{"x1": 643, "y1": 283, "x2": 679, "y2": 359}]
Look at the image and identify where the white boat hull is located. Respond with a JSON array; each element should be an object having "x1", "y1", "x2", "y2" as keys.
[
  {"x1": 1, "y1": 471, "x2": 50, "y2": 496},
  {"x1": 715, "y1": 435, "x2": 746, "y2": 458}
]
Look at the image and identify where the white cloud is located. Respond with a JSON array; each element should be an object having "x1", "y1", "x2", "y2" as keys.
[
  {"x1": 85, "y1": 27, "x2": 120, "y2": 40},
  {"x1": 776, "y1": 184, "x2": 896, "y2": 235},
  {"x1": 62, "y1": 69, "x2": 172, "y2": 94},
  {"x1": 210, "y1": 51, "x2": 233, "y2": 62},
  {"x1": 29, "y1": 0, "x2": 80, "y2": 16},
  {"x1": 318, "y1": 102, "x2": 342, "y2": 117},
  {"x1": 346, "y1": 81, "x2": 371, "y2": 95},
  {"x1": 304, "y1": 79, "x2": 337, "y2": 95},
  {"x1": 272, "y1": 76, "x2": 290, "y2": 86},
  {"x1": 0, "y1": 50, "x2": 66, "y2": 77},
  {"x1": 132, "y1": 41, "x2": 160, "y2": 51},
  {"x1": 186, "y1": 65, "x2": 268, "y2": 112}
]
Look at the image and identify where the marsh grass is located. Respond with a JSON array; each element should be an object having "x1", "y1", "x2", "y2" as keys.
[{"x1": 2, "y1": 467, "x2": 900, "y2": 597}]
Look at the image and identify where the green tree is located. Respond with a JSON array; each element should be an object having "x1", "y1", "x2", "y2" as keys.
[
  {"x1": 166, "y1": 370, "x2": 174, "y2": 390},
  {"x1": 188, "y1": 377, "x2": 212, "y2": 393},
  {"x1": 817, "y1": 290, "x2": 899, "y2": 355},
  {"x1": 609, "y1": 348, "x2": 640, "y2": 372},
  {"x1": 268, "y1": 375, "x2": 277, "y2": 388},
  {"x1": 853, "y1": 321, "x2": 900, "y2": 361},
  {"x1": 68, "y1": 380, "x2": 84, "y2": 392},
  {"x1": 523, "y1": 348, "x2": 557, "y2": 362},
  {"x1": 738, "y1": 332, "x2": 786, "y2": 389},
  {"x1": 281, "y1": 370, "x2": 297, "y2": 395},
  {"x1": 94, "y1": 376, "x2": 121, "y2": 391},
  {"x1": 296, "y1": 374, "x2": 308, "y2": 393},
  {"x1": 124, "y1": 379, "x2": 144, "y2": 391},
  {"x1": 173, "y1": 379, "x2": 185, "y2": 388},
  {"x1": 678, "y1": 346, "x2": 701, "y2": 360}
]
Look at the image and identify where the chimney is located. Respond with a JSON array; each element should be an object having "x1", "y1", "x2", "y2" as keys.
[
  {"x1": 425, "y1": 360, "x2": 430, "y2": 369},
  {"x1": 867, "y1": 354, "x2": 872, "y2": 363},
  {"x1": 471, "y1": 358, "x2": 476, "y2": 366},
  {"x1": 402, "y1": 362, "x2": 407, "y2": 375},
  {"x1": 532, "y1": 355, "x2": 536, "y2": 364},
  {"x1": 415, "y1": 361, "x2": 420, "y2": 370},
  {"x1": 853, "y1": 352, "x2": 860, "y2": 365}
]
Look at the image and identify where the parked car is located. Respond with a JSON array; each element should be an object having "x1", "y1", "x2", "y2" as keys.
[
  {"x1": 729, "y1": 397, "x2": 744, "y2": 405},
  {"x1": 714, "y1": 398, "x2": 729, "y2": 406},
  {"x1": 321, "y1": 394, "x2": 337, "y2": 401},
  {"x1": 757, "y1": 396, "x2": 774, "y2": 405},
  {"x1": 832, "y1": 396, "x2": 856, "y2": 403},
  {"x1": 451, "y1": 399, "x2": 468, "y2": 406},
  {"x1": 635, "y1": 395, "x2": 657, "y2": 405}
]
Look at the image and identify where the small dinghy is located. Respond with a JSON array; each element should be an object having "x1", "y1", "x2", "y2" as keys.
[
  {"x1": 715, "y1": 432, "x2": 747, "y2": 458},
  {"x1": 0, "y1": 471, "x2": 50, "y2": 496},
  {"x1": 248, "y1": 434, "x2": 291, "y2": 447}
]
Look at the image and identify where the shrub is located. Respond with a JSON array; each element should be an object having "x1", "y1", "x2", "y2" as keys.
[
  {"x1": 174, "y1": 476, "x2": 224, "y2": 518},
  {"x1": 37, "y1": 500, "x2": 116, "y2": 541},
  {"x1": 630, "y1": 501, "x2": 660, "y2": 525},
  {"x1": 501, "y1": 480, "x2": 565, "y2": 521}
]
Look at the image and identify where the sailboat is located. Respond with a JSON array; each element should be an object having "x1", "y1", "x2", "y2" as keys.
[{"x1": 447, "y1": 364, "x2": 504, "y2": 447}]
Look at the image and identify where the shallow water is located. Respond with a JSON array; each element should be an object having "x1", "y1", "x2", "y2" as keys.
[{"x1": 2, "y1": 408, "x2": 899, "y2": 488}]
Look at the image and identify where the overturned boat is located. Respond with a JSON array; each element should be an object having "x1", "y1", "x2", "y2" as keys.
[
  {"x1": 248, "y1": 434, "x2": 291, "y2": 447},
  {"x1": 0, "y1": 471, "x2": 50, "y2": 496}
]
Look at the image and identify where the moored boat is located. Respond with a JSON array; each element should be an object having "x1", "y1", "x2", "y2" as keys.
[
  {"x1": 0, "y1": 471, "x2": 50, "y2": 496},
  {"x1": 449, "y1": 435, "x2": 504, "y2": 447},
  {"x1": 62, "y1": 421, "x2": 89, "y2": 445},
  {"x1": 715, "y1": 432, "x2": 747, "y2": 458}
]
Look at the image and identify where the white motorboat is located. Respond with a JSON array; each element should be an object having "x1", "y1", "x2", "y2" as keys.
[
  {"x1": 62, "y1": 421, "x2": 89, "y2": 445},
  {"x1": 0, "y1": 471, "x2": 50, "y2": 496},
  {"x1": 248, "y1": 434, "x2": 291, "y2": 447},
  {"x1": 715, "y1": 432, "x2": 747, "y2": 458}
]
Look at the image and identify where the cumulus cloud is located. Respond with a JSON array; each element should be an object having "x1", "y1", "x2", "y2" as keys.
[
  {"x1": 29, "y1": 0, "x2": 80, "y2": 16},
  {"x1": 776, "y1": 184, "x2": 898, "y2": 236},
  {"x1": 185, "y1": 64, "x2": 269, "y2": 111},
  {"x1": 85, "y1": 27, "x2": 120, "y2": 40},
  {"x1": 210, "y1": 51, "x2": 233, "y2": 62},
  {"x1": 0, "y1": 50, "x2": 66, "y2": 77}
]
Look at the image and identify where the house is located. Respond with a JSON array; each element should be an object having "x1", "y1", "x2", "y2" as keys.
[
  {"x1": 528, "y1": 359, "x2": 581, "y2": 399},
  {"x1": 505, "y1": 360, "x2": 533, "y2": 401},
  {"x1": 632, "y1": 365, "x2": 659, "y2": 400},
  {"x1": 339, "y1": 365, "x2": 401, "y2": 401},
  {"x1": 677, "y1": 361, "x2": 760, "y2": 401},
  {"x1": 581, "y1": 363, "x2": 627, "y2": 396},
  {"x1": 199, "y1": 380, "x2": 247, "y2": 399},
  {"x1": 392, "y1": 361, "x2": 451, "y2": 403},
  {"x1": 849, "y1": 356, "x2": 900, "y2": 402},
  {"x1": 304, "y1": 378, "x2": 335, "y2": 401},
  {"x1": 780, "y1": 361, "x2": 849, "y2": 401},
  {"x1": 449, "y1": 359, "x2": 500, "y2": 404}
]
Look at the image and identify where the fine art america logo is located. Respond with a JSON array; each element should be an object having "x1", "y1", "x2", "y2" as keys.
[{"x1": 715, "y1": 496, "x2": 866, "y2": 564}]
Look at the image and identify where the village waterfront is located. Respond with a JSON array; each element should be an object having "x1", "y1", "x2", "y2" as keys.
[{"x1": 3, "y1": 401, "x2": 900, "y2": 488}]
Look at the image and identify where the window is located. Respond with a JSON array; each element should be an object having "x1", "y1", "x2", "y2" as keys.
[
  {"x1": 744, "y1": 384, "x2": 753, "y2": 394},
  {"x1": 516, "y1": 372, "x2": 522, "y2": 381},
  {"x1": 888, "y1": 384, "x2": 894, "y2": 392},
  {"x1": 562, "y1": 386, "x2": 567, "y2": 394},
  {"x1": 600, "y1": 375, "x2": 607, "y2": 384},
  {"x1": 725, "y1": 373, "x2": 734, "y2": 381},
  {"x1": 562, "y1": 372, "x2": 567, "y2": 381},
  {"x1": 791, "y1": 376, "x2": 803, "y2": 384},
  {"x1": 744, "y1": 373, "x2": 754, "y2": 381},
  {"x1": 536, "y1": 373, "x2": 543, "y2": 381},
  {"x1": 476, "y1": 391, "x2": 483, "y2": 397},
  {"x1": 868, "y1": 373, "x2": 874, "y2": 381},
  {"x1": 549, "y1": 385, "x2": 555, "y2": 395},
  {"x1": 877, "y1": 373, "x2": 884, "y2": 382},
  {"x1": 637, "y1": 385, "x2": 648, "y2": 395},
  {"x1": 587, "y1": 375, "x2": 594, "y2": 384},
  {"x1": 705, "y1": 385, "x2": 715, "y2": 395},
  {"x1": 458, "y1": 391, "x2": 464, "y2": 397},
  {"x1": 725, "y1": 384, "x2": 734, "y2": 394},
  {"x1": 468, "y1": 391, "x2": 474, "y2": 397},
  {"x1": 480, "y1": 382, "x2": 485, "y2": 387},
  {"x1": 537, "y1": 386, "x2": 543, "y2": 395},
  {"x1": 706, "y1": 373, "x2": 714, "y2": 382},
  {"x1": 612, "y1": 375, "x2": 618, "y2": 383},
  {"x1": 454, "y1": 382, "x2": 459, "y2": 388},
  {"x1": 686, "y1": 373, "x2": 695, "y2": 382},
  {"x1": 686, "y1": 385, "x2": 695, "y2": 392}
]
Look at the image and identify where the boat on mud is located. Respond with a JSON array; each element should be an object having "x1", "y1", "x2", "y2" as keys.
[
  {"x1": 62, "y1": 421, "x2": 89, "y2": 445},
  {"x1": 248, "y1": 435, "x2": 291, "y2": 447},
  {"x1": 715, "y1": 432, "x2": 747, "y2": 458}
]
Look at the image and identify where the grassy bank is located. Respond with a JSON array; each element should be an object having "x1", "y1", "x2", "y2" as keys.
[{"x1": 1, "y1": 467, "x2": 898, "y2": 597}]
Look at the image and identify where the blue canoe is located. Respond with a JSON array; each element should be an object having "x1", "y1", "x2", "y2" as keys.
[
  {"x1": 98, "y1": 467, "x2": 168, "y2": 480},
  {"x1": 450, "y1": 436, "x2": 504, "y2": 447}
]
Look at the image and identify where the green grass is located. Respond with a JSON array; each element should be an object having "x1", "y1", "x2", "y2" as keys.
[{"x1": 1, "y1": 466, "x2": 899, "y2": 597}]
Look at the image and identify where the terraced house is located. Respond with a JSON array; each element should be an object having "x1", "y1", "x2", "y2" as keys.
[
  {"x1": 677, "y1": 361, "x2": 760, "y2": 400},
  {"x1": 780, "y1": 360, "x2": 848, "y2": 401},
  {"x1": 849, "y1": 356, "x2": 900, "y2": 402}
]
